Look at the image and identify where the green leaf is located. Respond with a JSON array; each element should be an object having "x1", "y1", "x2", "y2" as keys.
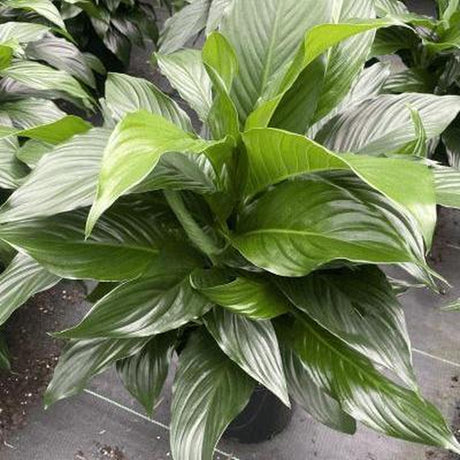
[
  {"x1": 434, "y1": 166, "x2": 460, "y2": 209},
  {"x1": 0, "y1": 129, "x2": 110, "y2": 223},
  {"x1": 281, "y1": 346, "x2": 356, "y2": 434},
  {"x1": 156, "y1": 50, "x2": 213, "y2": 123},
  {"x1": 443, "y1": 125, "x2": 460, "y2": 169},
  {"x1": 279, "y1": 266, "x2": 416, "y2": 389},
  {"x1": 0, "y1": 22, "x2": 49, "y2": 43},
  {"x1": 0, "y1": 137, "x2": 29, "y2": 189},
  {"x1": 4, "y1": 0, "x2": 66, "y2": 30},
  {"x1": 395, "y1": 108, "x2": 428, "y2": 157},
  {"x1": 103, "y1": 73, "x2": 192, "y2": 131},
  {"x1": 0, "y1": 206, "x2": 173, "y2": 281},
  {"x1": 0, "y1": 44, "x2": 13, "y2": 71},
  {"x1": 44, "y1": 337, "x2": 149, "y2": 407},
  {"x1": 442, "y1": 298, "x2": 460, "y2": 311},
  {"x1": 204, "y1": 308, "x2": 289, "y2": 405},
  {"x1": 233, "y1": 172, "x2": 427, "y2": 277},
  {"x1": 0, "y1": 332, "x2": 10, "y2": 370},
  {"x1": 0, "y1": 61, "x2": 92, "y2": 108},
  {"x1": 171, "y1": 330, "x2": 254, "y2": 460},
  {"x1": 279, "y1": 314, "x2": 460, "y2": 454},
  {"x1": 190, "y1": 268, "x2": 290, "y2": 319},
  {"x1": 0, "y1": 99, "x2": 65, "y2": 129},
  {"x1": 0, "y1": 253, "x2": 60, "y2": 327},
  {"x1": 116, "y1": 333, "x2": 176, "y2": 417},
  {"x1": 159, "y1": 0, "x2": 210, "y2": 54},
  {"x1": 242, "y1": 128, "x2": 436, "y2": 245},
  {"x1": 56, "y1": 269, "x2": 212, "y2": 339},
  {"x1": 86, "y1": 111, "x2": 217, "y2": 236},
  {"x1": 206, "y1": 0, "x2": 233, "y2": 34},
  {"x1": 316, "y1": 94, "x2": 460, "y2": 155},
  {"x1": 375, "y1": 0, "x2": 409, "y2": 15}
]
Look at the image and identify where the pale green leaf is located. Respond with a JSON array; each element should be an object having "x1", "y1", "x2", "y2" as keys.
[
  {"x1": 4, "y1": 0, "x2": 66, "y2": 30},
  {"x1": 434, "y1": 166, "x2": 460, "y2": 209}
]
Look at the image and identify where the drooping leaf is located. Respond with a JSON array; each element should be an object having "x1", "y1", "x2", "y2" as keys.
[
  {"x1": 281, "y1": 346, "x2": 356, "y2": 434},
  {"x1": 190, "y1": 268, "x2": 290, "y2": 319},
  {"x1": 3, "y1": 0, "x2": 66, "y2": 30},
  {"x1": 86, "y1": 111, "x2": 218, "y2": 236},
  {"x1": 170, "y1": 330, "x2": 254, "y2": 460},
  {"x1": 116, "y1": 333, "x2": 176, "y2": 417},
  {"x1": 103, "y1": 73, "x2": 192, "y2": 131},
  {"x1": 279, "y1": 266, "x2": 416, "y2": 389},
  {"x1": 156, "y1": 50, "x2": 213, "y2": 122},
  {"x1": 233, "y1": 172, "x2": 427, "y2": 277},
  {"x1": 279, "y1": 314, "x2": 460, "y2": 454},
  {"x1": 0, "y1": 252, "x2": 60, "y2": 326},
  {"x1": 433, "y1": 166, "x2": 460, "y2": 209},
  {"x1": 204, "y1": 308, "x2": 289, "y2": 405},
  {"x1": 44, "y1": 336, "x2": 149, "y2": 407}
]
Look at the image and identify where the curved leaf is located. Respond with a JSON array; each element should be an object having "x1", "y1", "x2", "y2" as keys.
[
  {"x1": 190, "y1": 268, "x2": 290, "y2": 319},
  {"x1": 204, "y1": 308, "x2": 289, "y2": 405},
  {"x1": 0, "y1": 22, "x2": 49, "y2": 43},
  {"x1": 116, "y1": 333, "x2": 176, "y2": 417},
  {"x1": 434, "y1": 166, "x2": 460, "y2": 209},
  {"x1": 4, "y1": 0, "x2": 66, "y2": 30},
  {"x1": 233, "y1": 172, "x2": 427, "y2": 277},
  {"x1": 171, "y1": 330, "x2": 254, "y2": 460},
  {"x1": 0, "y1": 99, "x2": 65, "y2": 129},
  {"x1": 0, "y1": 137, "x2": 28, "y2": 189},
  {"x1": 0, "y1": 252, "x2": 60, "y2": 326}
]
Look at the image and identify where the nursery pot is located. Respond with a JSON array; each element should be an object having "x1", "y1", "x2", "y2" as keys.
[{"x1": 223, "y1": 385, "x2": 293, "y2": 444}]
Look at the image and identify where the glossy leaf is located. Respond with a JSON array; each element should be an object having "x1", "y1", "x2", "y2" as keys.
[
  {"x1": 434, "y1": 166, "x2": 460, "y2": 209},
  {"x1": 44, "y1": 337, "x2": 149, "y2": 407},
  {"x1": 0, "y1": 22, "x2": 49, "y2": 43},
  {"x1": 0, "y1": 99, "x2": 65, "y2": 129},
  {"x1": 4, "y1": 0, "x2": 66, "y2": 30},
  {"x1": 0, "y1": 252, "x2": 60, "y2": 326},
  {"x1": 281, "y1": 346, "x2": 356, "y2": 434},
  {"x1": 171, "y1": 330, "x2": 254, "y2": 460},
  {"x1": 0, "y1": 137, "x2": 28, "y2": 189},
  {"x1": 116, "y1": 333, "x2": 176, "y2": 417},
  {"x1": 279, "y1": 266, "x2": 416, "y2": 389},
  {"x1": 204, "y1": 308, "x2": 289, "y2": 405},
  {"x1": 233, "y1": 172, "x2": 427, "y2": 277},
  {"x1": 279, "y1": 314, "x2": 460, "y2": 454},
  {"x1": 190, "y1": 268, "x2": 290, "y2": 319}
]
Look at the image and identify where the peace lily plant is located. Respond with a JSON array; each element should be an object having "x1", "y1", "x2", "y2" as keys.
[{"x1": 0, "y1": 0, "x2": 459, "y2": 458}]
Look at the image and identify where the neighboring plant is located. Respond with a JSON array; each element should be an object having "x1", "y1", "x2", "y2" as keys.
[
  {"x1": 59, "y1": 0, "x2": 181, "y2": 68},
  {"x1": 0, "y1": 1, "x2": 460, "y2": 459}
]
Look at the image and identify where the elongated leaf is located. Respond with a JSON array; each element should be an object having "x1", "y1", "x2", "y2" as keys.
[
  {"x1": 0, "y1": 99, "x2": 65, "y2": 129},
  {"x1": 156, "y1": 50, "x2": 213, "y2": 122},
  {"x1": 0, "y1": 206, "x2": 173, "y2": 281},
  {"x1": 0, "y1": 332, "x2": 9, "y2": 370},
  {"x1": 233, "y1": 172, "x2": 427, "y2": 277},
  {"x1": 279, "y1": 266, "x2": 416, "y2": 389},
  {"x1": 26, "y1": 35, "x2": 96, "y2": 89},
  {"x1": 442, "y1": 298, "x2": 460, "y2": 311},
  {"x1": 242, "y1": 128, "x2": 436, "y2": 245},
  {"x1": 171, "y1": 330, "x2": 254, "y2": 460},
  {"x1": 281, "y1": 346, "x2": 356, "y2": 434},
  {"x1": 434, "y1": 166, "x2": 460, "y2": 209},
  {"x1": 0, "y1": 61, "x2": 92, "y2": 108},
  {"x1": 190, "y1": 268, "x2": 289, "y2": 319},
  {"x1": 316, "y1": 94, "x2": 460, "y2": 155},
  {"x1": 0, "y1": 253, "x2": 60, "y2": 326},
  {"x1": 204, "y1": 308, "x2": 289, "y2": 405},
  {"x1": 4, "y1": 0, "x2": 66, "y2": 30},
  {"x1": 44, "y1": 337, "x2": 149, "y2": 407},
  {"x1": 443, "y1": 125, "x2": 460, "y2": 169},
  {"x1": 0, "y1": 129, "x2": 110, "y2": 223},
  {"x1": 86, "y1": 111, "x2": 216, "y2": 236},
  {"x1": 279, "y1": 314, "x2": 460, "y2": 454},
  {"x1": 206, "y1": 0, "x2": 233, "y2": 34},
  {"x1": 56, "y1": 269, "x2": 212, "y2": 339},
  {"x1": 103, "y1": 73, "x2": 192, "y2": 131},
  {"x1": 0, "y1": 137, "x2": 29, "y2": 189},
  {"x1": 116, "y1": 333, "x2": 176, "y2": 417},
  {"x1": 0, "y1": 22, "x2": 49, "y2": 43}
]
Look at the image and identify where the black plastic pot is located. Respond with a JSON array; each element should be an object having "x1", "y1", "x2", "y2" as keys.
[{"x1": 223, "y1": 386, "x2": 293, "y2": 444}]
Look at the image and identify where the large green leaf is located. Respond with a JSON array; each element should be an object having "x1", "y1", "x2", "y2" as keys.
[
  {"x1": 279, "y1": 314, "x2": 460, "y2": 454},
  {"x1": 316, "y1": 94, "x2": 460, "y2": 155},
  {"x1": 170, "y1": 330, "x2": 254, "y2": 460},
  {"x1": 281, "y1": 346, "x2": 356, "y2": 434},
  {"x1": 220, "y1": 0, "x2": 333, "y2": 121},
  {"x1": 242, "y1": 128, "x2": 436, "y2": 246},
  {"x1": 0, "y1": 99, "x2": 65, "y2": 129},
  {"x1": 0, "y1": 253, "x2": 60, "y2": 326},
  {"x1": 204, "y1": 308, "x2": 289, "y2": 405},
  {"x1": 206, "y1": 0, "x2": 233, "y2": 34},
  {"x1": 233, "y1": 172, "x2": 427, "y2": 277},
  {"x1": 44, "y1": 337, "x2": 149, "y2": 407},
  {"x1": 103, "y1": 73, "x2": 192, "y2": 131},
  {"x1": 0, "y1": 22, "x2": 49, "y2": 43},
  {"x1": 279, "y1": 266, "x2": 416, "y2": 389},
  {"x1": 86, "y1": 111, "x2": 218, "y2": 236},
  {"x1": 0, "y1": 206, "x2": 173, "y2": 281},
  {"x1": 0, "y1": 137, "x2": 29, "y2": 189},
  {"x1": 56, "y1": 268, "x2": 213, "y2": 339},
  {"x1": 116, "y1": 333, "x2": 176, "y2": 417},
  {"x1": 0, "y1": 129, "x2": 110, "y2": 223},
  {"x1": 156, "y1": 50, "x2": 213, "y2": 123},
  {"x1": 190, "y1": 268, "x2": 290, "y2": 319},
  {"x1": 4, "y1": 0, "x2": 66, "y2": 30},
  {"x1": 434, "y1": 166, "x2": 460, "y2": 209},
  {"x1": 0, "y1": 332, "x2": 10, "y2": 370}
]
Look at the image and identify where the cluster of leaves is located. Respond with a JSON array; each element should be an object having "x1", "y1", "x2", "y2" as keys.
[{"x1": 0, "y1": 0, "x2": 460, "y2": 459}]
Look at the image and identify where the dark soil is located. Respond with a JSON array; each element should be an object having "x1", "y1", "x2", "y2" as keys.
[{"x1": 0, "y1": 281, "x2": 88, "y2": 446}]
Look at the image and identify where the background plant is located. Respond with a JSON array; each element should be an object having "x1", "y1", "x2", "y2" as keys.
[{"x1": 0, "y1": 0, "x2": 460, "y2": 459}]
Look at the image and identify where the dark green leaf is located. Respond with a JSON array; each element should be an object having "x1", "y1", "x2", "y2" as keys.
[{"x1": 0, "y1": 332, "x2": 10, "y2": 370}]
